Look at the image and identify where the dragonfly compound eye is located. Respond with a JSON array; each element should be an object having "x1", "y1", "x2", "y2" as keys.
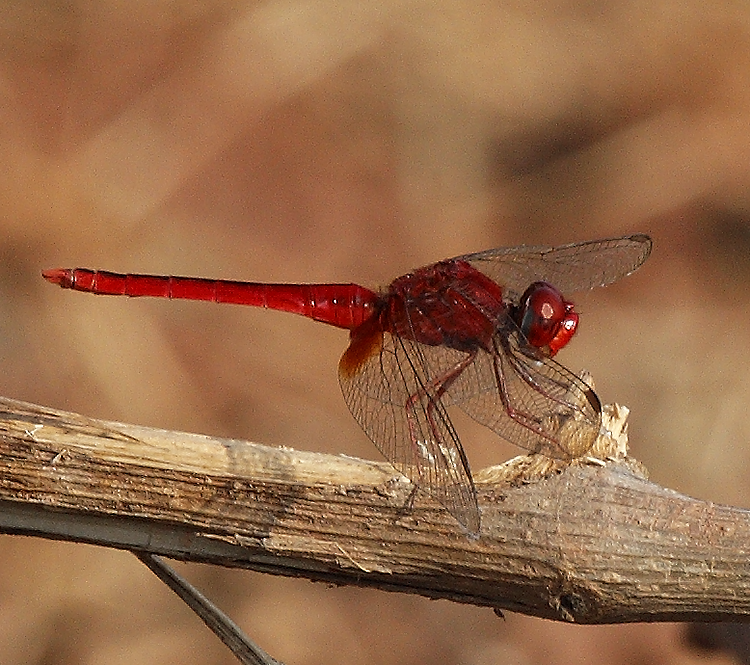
[{"x1": 519, "y1": 281, "x2": 569, "y2": 349}]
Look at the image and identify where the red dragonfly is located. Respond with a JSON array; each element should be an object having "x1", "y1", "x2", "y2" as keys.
[{"x1": 43, "y1": 234, "x2": 651, "y2": 534}]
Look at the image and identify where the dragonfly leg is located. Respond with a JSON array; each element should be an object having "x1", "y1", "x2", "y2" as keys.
[
  {"x1": 403, "y1": 351, "x2": 477, "y2": 475},
  {"x1": 489, "y1": 354, "x2": 563, "y2": 453},
  {"x1": 492, "y1": 335, "x2": 597, "y2": 458}
]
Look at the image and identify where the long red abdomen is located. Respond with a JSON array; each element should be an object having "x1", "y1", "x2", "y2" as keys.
[{"x1": 42, "y1": 268, "x2": 380, "y2": 330}]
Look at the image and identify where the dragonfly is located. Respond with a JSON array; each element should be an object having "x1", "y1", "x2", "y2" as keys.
[{"x1": 43, "y1": 233, "x2": 652, "y2": 534}]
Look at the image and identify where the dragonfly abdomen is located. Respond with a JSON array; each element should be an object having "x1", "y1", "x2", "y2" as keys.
[{"x1": 42, "y1": 269, "x2": 381, "y2": 330}]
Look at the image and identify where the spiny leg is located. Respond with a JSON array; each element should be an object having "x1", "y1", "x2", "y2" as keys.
[
  {"x1": 492, "y1": 333, "x2": 597, "y2": 456},
  {"x1": 403, "y1": 350, "x2": 477, "y2": 475},
  {"x1": 491, "y1": 349, "x2": 559, "y2": 451}
]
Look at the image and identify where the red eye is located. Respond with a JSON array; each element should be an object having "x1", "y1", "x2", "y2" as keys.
[{"x1": 518, "y1": 282, "x2": 578, "y2": 355}]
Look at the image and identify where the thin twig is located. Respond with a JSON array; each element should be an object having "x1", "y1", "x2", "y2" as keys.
[{"x1": 134, "y1": 552, "x2": 283, "y2": 665}]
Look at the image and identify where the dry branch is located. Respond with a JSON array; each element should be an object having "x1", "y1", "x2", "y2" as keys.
[{"x1": 0, "y1": 395, "x2": 748, "y2": 624}]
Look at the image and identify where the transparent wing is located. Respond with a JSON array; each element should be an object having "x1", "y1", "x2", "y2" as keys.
[
  {"x1": 457, "y1": 234, "x2": 652, "y2": 301},
  {"x1": 447, "y1": 327, "x2": 602, "y2": 459},
  {"x1": 338, "y1": 331, "x2": 479, "y2": 534}
]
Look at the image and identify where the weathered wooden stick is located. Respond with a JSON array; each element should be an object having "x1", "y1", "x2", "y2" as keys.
[{"x1": 0, "y1": 396, "x2": 747, "y2": 624}]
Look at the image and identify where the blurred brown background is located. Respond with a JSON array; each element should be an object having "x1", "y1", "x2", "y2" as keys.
[{"x1": 1, "y1": 1, "x2": 749, "y2": 663}]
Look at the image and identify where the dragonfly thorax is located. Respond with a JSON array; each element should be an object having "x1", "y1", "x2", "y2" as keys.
[{"x1": 381, "y1": 259, "x2": 507, "y2": 353}]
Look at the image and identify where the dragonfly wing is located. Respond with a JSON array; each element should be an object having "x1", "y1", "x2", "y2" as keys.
[
  {"x1": 448, "y1": 328, "x2": 602, "y2": 459},
  {"x1": 458, "y1": 234, "x2": 652, "y2": 301},
  {"x1": 338, "y1": 331, "x2": 480, "y2": 534}
]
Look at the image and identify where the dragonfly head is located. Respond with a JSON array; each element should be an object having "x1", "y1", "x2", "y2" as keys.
[{"x1": 517, "y1": 281, "x2": 578, "y2": 357}]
